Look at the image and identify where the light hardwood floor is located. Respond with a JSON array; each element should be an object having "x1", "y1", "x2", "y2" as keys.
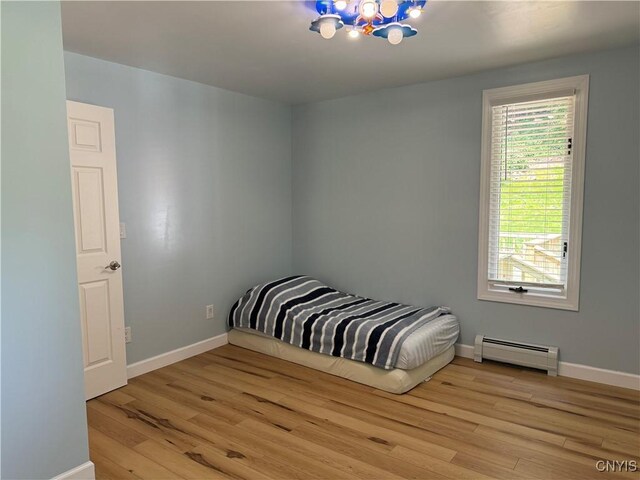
[{"x1": 88, "y1": 345, "x2": 640, "y2": 480}]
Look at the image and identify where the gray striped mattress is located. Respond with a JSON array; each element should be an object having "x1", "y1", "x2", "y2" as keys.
[{"x1": 229, "y1": 276, "x2": 460, "y2": 370}]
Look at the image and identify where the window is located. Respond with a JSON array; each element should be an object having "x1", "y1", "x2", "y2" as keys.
[{"x1": 478, "y1": 76, "x2": 589, "y2": 310}]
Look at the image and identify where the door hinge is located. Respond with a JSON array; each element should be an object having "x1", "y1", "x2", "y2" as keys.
[{"x1": 563, "y1": 241, "x2": 568, "y2": 258}]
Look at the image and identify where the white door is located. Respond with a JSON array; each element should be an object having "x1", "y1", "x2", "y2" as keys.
[{"x1": 67, "y1": 101, "x2": 127, "y2": 400}]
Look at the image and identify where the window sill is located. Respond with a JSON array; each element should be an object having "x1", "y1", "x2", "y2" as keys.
[{"x1": 477, "y1": 287, "x2": 579, "y2": 311}]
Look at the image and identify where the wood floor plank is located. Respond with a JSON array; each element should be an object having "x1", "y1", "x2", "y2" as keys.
[
  {"x1": 120, "y1": 397, "x2": 327, "y2": 480},
  {"x1": 529, "y1": 395, "x2": 640, "y2": 430},
  {"x1": 511, "y1": 378, "x2": 640, "y2": 415},
  {"x1": 189, "y1": 413, "x2": 356, "y2": 480},
  {"x1": 602, "y1": 439, "x2": 640, "y2": 457},
  {"x1": 132, "y1": 440, "x2": 230, "y2": 480},
  {"x1": 421, "y1": 391, "x2": 606, "y2": 445},
  {"x1": 408, "y1": 383, "x2": 499, "y2": 409},
  {"x1": 150, "y1": 373, "x2": 315, "y2": 432},
  {"x1": 152, "y1": 365, "x2": 245, "y2": 400},
  {"x1": 87, "y1": 345, "x2": 640, "y2": 480},
  {"x1": 92, "y1": 398, "x2": 200, "y2": 453},
  {"x1": 120, "y1": 381, "x2": 202, "y2": 420},
  {"x1": 98, "y1": 390, "x2": 137, "y2": 406},
  {"x1": 513, "y1": 454, "x2": 631, "y2": 480},
  {"x1": 203, "y1": 358, "x2": 372, "y2": 403},
  {"x1": 474, "y1": 426, "x2": 638, "y2": 480},
  {"x1": 514, "y1": 457, "x2": 583, "y2": 480},
  {"x1": 128, "y1": 376, "x2": 248, "y2": 426},
  {"x1": 277, "y1": 395, "x2": 458, "y2": 462},
  {"x1": 308, "y1": 381, "x2": 479, "y2": 435},
  {"x1": 472, "y1": 373, "x2": 639, "y2": 415},
  {"x1": 451, "y1": 357, "x2": 530, "y2": 377},
  {"x1": 445, "y1": 362, "x2": 517, "y2": 382},
  {"x1": 514, "y1": 368, "x2": 640, "y2": 401},
  {"x1": 91, "y1": 450, "x2": 144, "y2": 480},
  {"x1": 389, "y1": 445, "x2": 493, "y2": 480},
  {"x1": 432, "y1": 368, "x2": 476, "y2": 382},
  {"x1": 142, "y1": 366, "x2": 310, "y2": 434},
  {"x1": 207, "y1": 347, "x2": 368, "y2": 388},
  {"x1": 451, "y1": 452, "x2": 533, "y2": 480},
  {"x1": 199, "y1": 352, "x2": 281, "y2": 379},
  {"x1": 87, "y1": 405, "x2": 149, "y2": 449},
  {"x1": 185, "y1": 442, "x2": 274, "y2": 480},
  {"x1": 374, "y1": 388, "x2": 571, "y2": 446},
  {"x1": 179, "y1": 362, "x2": 297, "y2": 404},
  {"x1": 290, "y1": 422, "x2": 448, "y2": 480},
  {"x1": 325, "y1": 399, "x2": 520, "y2": 469},
  {"x1": 237, "y1": 418, "x2": 389, "y2": 479},
  {"x1": 427, "y1": 374, "x2": 534, "y2": 401},
  {"x1": 493, "y1": 398, "x2": 639, "y2": 445},
  {"x1": 89, "y1": 427, "x2": 185, "y2": 480},
  {"x1": 564, "y1": 439, "x2": 640, "y2": 463}
]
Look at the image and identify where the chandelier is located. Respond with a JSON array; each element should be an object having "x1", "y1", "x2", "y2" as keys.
[{"x1": 310, "y1": 0, "x2": 427, "y2": 44}]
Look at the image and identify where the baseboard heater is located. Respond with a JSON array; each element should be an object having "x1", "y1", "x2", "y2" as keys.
[{"x1": 474, "y1": 335, "x2": 558, "y2": 376}]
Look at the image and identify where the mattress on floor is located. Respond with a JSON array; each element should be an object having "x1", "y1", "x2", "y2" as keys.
[
  {"x1": 394, "y1": 313, "x2": 459, "y2": 369},
  {"x1": 236, "y1": 312, "x2": 459, "y2": 370},
  {"x1": 230, "y1": 276, "x2": 458, "y2": 370},
  {"x1": 228, "y1": 328, "x2": 455, "y2": 394}
]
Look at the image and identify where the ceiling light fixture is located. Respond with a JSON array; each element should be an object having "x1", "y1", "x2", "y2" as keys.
[
  {"x1": 373, "y1": 21, "x2": 417, "y2": 44},
  {"x1": 360, "y1": 0, "x2": 378, "y2": 19},
  {"x1": 334, "y1": 0, "x2": 348, "y2": 10},
  {"x1": 387, "y1": 25, "x2": 404, "y2": 44},
  {"x1": 380, "y1": 0, "x2": 399, "y2": 18},
  {"x1": 310, "y1": 14, "x2": 344, "y2": 39},
  {"x1": 409, "y1": 6, "x2": 421, "y2": 18},
  {"x1": 310, "y1": 0, "x2": 426, "y2": 44}
]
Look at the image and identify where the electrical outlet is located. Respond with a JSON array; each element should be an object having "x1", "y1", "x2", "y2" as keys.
[
  {"x1": 206, "y1": 305, "x2": 214, "y2": 320},
  {"x1": 124, "y1": 326, "x2": 132, "y2": 343}
]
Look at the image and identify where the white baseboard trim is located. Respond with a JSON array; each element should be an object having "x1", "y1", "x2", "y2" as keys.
[
  {"x1": 52, "y1": 461, "x2": 95, "y2": 480},
  {"x1": 127, "y1": 333, "x2": 228, "y2": 379},
  {"x1": 124, "y1": 336, "x2": 638, "y2": 389},
  {"x1": 557, "y1": 362, "x2": 640, "y2": 390},
  {"x1": 454, "y1": 343, "x2": 639, "y2": 390},
  {"x1": 454, "y1": 343, "x2": 475, "y2": 359}
]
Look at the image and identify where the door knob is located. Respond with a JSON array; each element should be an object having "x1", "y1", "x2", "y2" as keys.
[{"x1": 106, "y1": 261, "x2": 121, "y2": 271}]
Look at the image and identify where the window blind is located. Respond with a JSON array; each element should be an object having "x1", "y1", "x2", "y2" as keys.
[{"x1": 487, "y1": 95, "x2": 575, "y2": 289}]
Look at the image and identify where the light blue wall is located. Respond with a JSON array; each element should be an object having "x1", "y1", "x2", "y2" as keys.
[
  {"x1": 64, "y1": 53, "x2": 293, "y2": 363},
  {"x1": 1, "y1": 3, "x2": 90, "y2": 478},
  {"x1": 292, "y1": 46, "x2": 640, "y2": 374},
  {"x1": 63, "y1": 46, "x2": 638, "y2": 374}
]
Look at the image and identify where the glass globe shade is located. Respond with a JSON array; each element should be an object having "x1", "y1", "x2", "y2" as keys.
[
  {"x1": 409, "y1": 7, "x2": 421, "y2": 18},
  {"x1": 360, "y1": 0, "x2": 377, "y2": 19},
  {"x1": 334, "y1": 0, "x2": 348, "y2": 10},
  {"x1": 380, "y1": 0, "x2": 398, "y2": 18},
  {"x1": 320, "y1": 21, "x2": 337, "y2": 39},
  {"x1": 348, "y1": 28, "x2": 360, "y2": 38},
  {"x1": 387, "y1": 27, "x2": 403, "y2": 45}
]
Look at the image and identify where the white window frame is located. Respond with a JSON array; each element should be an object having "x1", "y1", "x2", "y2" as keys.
[{"x1": 477, "y1": 75, "x2": 589, "y2": 311}]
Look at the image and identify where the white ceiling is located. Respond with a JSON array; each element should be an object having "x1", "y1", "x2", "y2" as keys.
[{"x1": 61, "y1": 1, "x2": 640, "y2": 104}]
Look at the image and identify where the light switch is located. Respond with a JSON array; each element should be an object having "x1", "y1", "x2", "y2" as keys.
[{"x1": 120, "y1": 222, "x2": 127, "y2": 239}]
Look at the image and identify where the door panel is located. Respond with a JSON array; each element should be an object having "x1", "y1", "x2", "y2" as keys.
[
  {"x1": 68, "y1": 100, "x2": 127, "y2": 400},
  {"x1": 70, "y1": 119, "x2": 102, "y2": 152},
  {"x1": 80, "y1": 280, "x2": 112, "y2": 367},
  {"x1": 74, "y1": 167, "x2": 106, "y2": 253}
]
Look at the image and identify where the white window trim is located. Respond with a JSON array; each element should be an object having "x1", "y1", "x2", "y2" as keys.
[{"x1": 477, "y1": 75, "x2": 589, "y2": 311}]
